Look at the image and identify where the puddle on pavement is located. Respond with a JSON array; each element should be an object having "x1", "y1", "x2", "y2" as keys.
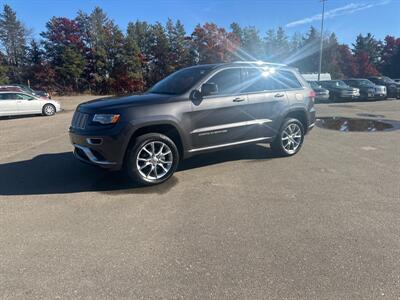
[
  {"x1": 316, "y1": 117, "x2": 400, "y2": 132},
  {"x1": 357, "y1": 113, "x2": 386, "y2": 118},
  {"x1": 328, "y1": 104, "x2": 356, "y2": 108}
]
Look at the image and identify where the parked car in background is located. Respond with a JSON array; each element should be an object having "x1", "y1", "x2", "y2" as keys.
[
  {"x1": 373, "y1": 85, "x2": 387, "y2": 100},
  {"x1": 0, "y1": 91, "x2": 61, "y2": 117},
  {"x1": 367, "y1": 76, "x2": 400, "y2": 99},
  {"x1": 318, "y1": 80, "x2": 360, "y2": 102},
  {"x1": 0, "y1": 85, "x2": 50, "y2": 99},
  {"x1": 308, "y1": 81, "x2": 329, "y2": 102},
  {"x1": 302, "y1": 73, "x2": 332, "y2": 81},
  {"x1": 11, "y1": 84, "x2": 50, "y2": 99},
  {"x1": 343, "y1": 79, "x2": 377, "y2": 100}
]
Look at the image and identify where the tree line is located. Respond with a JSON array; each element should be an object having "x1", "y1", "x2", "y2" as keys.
[{"x1": 0, "y1": 4, "x2": 399, "y2": 95}]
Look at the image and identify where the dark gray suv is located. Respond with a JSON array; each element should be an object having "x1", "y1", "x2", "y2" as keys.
[{"x1": 69, "y1": 62, "x2": 316, "y2": 185}]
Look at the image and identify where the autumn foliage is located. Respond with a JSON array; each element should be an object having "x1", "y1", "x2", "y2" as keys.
[{"x1": 0, "y1": 4, "x2": 399, "y2": 95}]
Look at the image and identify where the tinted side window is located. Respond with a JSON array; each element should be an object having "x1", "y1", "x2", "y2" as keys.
[
  {"x1": 0, "y1": 93, "x2": 17, "y2": 100},
  {"x1": 16, "y1": 93, "x2": 35, "y2": 100},
  {"x1": 275, "y1": 71, "x2": 302, "y2": 89},
  {"x1": 206, "y1": 68, "x2": 241, "y2": 95}
]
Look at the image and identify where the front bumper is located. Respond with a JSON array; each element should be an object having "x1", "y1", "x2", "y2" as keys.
[
  {"x1": 69, "y1": 126, "x2": 129, "y2": 170},
  {"x1": 315, "y1": 93, "x2": 329, "y2": 102}
]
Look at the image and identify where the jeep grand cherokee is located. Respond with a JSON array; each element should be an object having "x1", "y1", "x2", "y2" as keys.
[{"x1": 69, "y1": 62, "x2": 316, "y2": 185}]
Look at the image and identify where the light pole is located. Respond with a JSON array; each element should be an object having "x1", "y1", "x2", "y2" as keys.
[{"x1": 318, "y1": 0, "x2": 327, "y2": 81}]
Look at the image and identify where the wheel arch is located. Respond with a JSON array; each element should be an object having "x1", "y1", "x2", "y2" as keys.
[
  {"x1": 283, "y1": 108, "x2": 309, "y2": 134},
  {"x1": 124, "y1": 121, "x2": 186, "y2": 163}
]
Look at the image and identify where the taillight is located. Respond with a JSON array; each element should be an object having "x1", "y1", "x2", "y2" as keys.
[{"x1": 309, "y1": 90, "x2": 316, "y2": 101}]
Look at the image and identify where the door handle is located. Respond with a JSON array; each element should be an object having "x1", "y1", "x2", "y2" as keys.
[
  {"x1": 274, "y1": 93, "x2": 285, "y2": 98},
  {"x1": 232, "y1": 97, "x2": 245, "y2": 102}
]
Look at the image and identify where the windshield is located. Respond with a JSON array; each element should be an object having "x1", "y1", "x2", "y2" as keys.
[
  {"x1": 321, "y1": 80, "x2": 349, "y2": 88},
  {"x1": 358, "y1": 79, "x2": 375, "y2": 86},
  {"x1": 148, "y1": 66, "x2": 214, "y2": 95},
  {"x1": 382, "y1": 76, "x2": 395, "y2": 83}
]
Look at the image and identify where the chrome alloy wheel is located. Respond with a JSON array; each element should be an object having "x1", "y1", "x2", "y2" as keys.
[
  {"x1": 44, "y1": 105, "x2": 55, "y2": 115},
  {"x1": 136, "y1": 141, "x2": 173, "y2": 180},
  {"x1": 281, "y1": 123, "x2": 302, "y2": 155}
]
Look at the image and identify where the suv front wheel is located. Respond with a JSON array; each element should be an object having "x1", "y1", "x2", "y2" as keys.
[
  {"x1": 271, "y1": 118, "x2": 305, "y2": 157},
  {"x1": 125, "y1": 133, "x2": 179, "y2": 185}
]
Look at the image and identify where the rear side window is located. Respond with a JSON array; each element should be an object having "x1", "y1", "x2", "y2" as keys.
[
  {"x1": 0, "y1": 93, "x2": 17, "y2": 100},
  {"x1": 275, "y1": 71, "x2": 302, "y2": 89},
  {"x1": 206, "y1": 68, "x2": 241, "y2": 95},
  {"x1": 242, "y1": 68, "x2": 302, "y2": 93},
  {"x1": 16, "y1": 93, "x2": 35, "y2": 100}
]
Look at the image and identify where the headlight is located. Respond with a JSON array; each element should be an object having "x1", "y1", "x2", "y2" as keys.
[{"x1": 92, "y1": 114, "x2": 120, "y2": 124}]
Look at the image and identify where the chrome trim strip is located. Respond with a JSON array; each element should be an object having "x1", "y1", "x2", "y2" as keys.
[
  {"x1": 308, "y1": 122, "x2": 315, "y2": 128},
  {"x1": 191, "y1": 119, "x2": 272, "y2": 134},
  {"x1": 188, "y1": 137, "x2": 271, "y2": 153},
  {"x1": 74, "y1": 144, "x2": 116, "y2": 165}
]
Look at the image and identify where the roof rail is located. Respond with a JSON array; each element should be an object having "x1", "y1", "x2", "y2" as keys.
[{"x1": 232, "y1": 60, "x2": 287, "y2": 66}]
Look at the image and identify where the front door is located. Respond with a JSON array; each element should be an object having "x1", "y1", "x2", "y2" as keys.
[
  {"x1": 16, "y1": 93, "x2": 42, "y2": 114},
  {"x1": 189, "y1": 68, "x2": 253, "y2": 150}
]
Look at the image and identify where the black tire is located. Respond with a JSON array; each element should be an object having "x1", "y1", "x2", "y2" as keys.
[
  {"x1": 329, "y1": 93, "x2": 337, "y2": 103},
  {"x1": 42, "y1": 104, "x2": 56, "y2": 116},
  {"x1": 270, "y1": 118, "x2": 305, "y2": 157},
  {"x1": 125, "y1": 133, "x2": 179, "y2": 186}
]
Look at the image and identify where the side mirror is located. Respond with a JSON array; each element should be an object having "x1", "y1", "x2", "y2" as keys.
[
  {"x1": 191, "y1": 89, "x2": 202, "y2": 101},
  {"x1": 201, "y1": 83, "x2": 218, "y2": 96}
]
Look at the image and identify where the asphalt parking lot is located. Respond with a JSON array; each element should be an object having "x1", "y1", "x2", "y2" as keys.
[{"x1": 0, "y1": 96, "x2": 399, "y2": 299}]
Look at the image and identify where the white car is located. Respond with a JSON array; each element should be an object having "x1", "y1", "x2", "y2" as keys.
[{"x1": 0, "y1": 91, "x2": 61, "y2": 117}]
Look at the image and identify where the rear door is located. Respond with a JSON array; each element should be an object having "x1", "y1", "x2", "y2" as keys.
[
  {"x1": 0, "y1": 93, "x2": 19, "y2": 116},
  {"x1": 242, "y1": 68, "x2": 292, "y2": 138},
  {"x1": 189, "y1": 67, "x2": 252, "y2": 150},
  {"x1": 16, "y1": 93, "x2": 42, "y2": 114}
]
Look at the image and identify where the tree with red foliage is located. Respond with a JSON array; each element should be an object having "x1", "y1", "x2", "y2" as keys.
[
  {"x1": 336, "y1": 44, "x2": 358, "y2": 78},
  {"x1": 191, "y1": 23, "x2": 240, "y2": 64},
  {"x1": 380, "y1": 35, "x2": 400, "y2": 78},
  {"x1": 354, "y1": 50, "x2": 379, "y2": 77},
  {"x1": 41, "y1": 17, "x2": 85, "y2": 92}
]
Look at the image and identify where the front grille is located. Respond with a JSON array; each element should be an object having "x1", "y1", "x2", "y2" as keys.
[{"x1": 71, "y1": 111, "x2": 89, "y2": 129}]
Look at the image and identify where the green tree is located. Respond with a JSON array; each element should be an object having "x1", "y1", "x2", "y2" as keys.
[
  {"x1": 0, "y1": 52, "x2": 8, "y2": 84},
  {"x1": 241, "y1": 26, "x2": 263, "y2": 59},
  {"x1": 147, "y1": 22, "x2": 171, "y2": 85},
  {"x1": 0, "y1": 4, "x2": 28, "y2": 82},
  {"x1": 166, "y1": 19, "x2": 194, "y2": 71},
  {"x1": 352, "y1": 33, "x2": 381, "y2": 66}
]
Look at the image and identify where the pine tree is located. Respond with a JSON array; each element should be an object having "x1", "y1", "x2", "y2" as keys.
[
  {"x1": 0, "y1": 4, "x2": 28, "y2": 82},
  {"x1": 241, "y1": 26, "x2": 263, "y2": 60},
  {"x1": 166, "y1": 19, "x2": 193, "y2": 71},
  {"x1": 0, "y1": 52, "x2": 8, "y2": 84}
]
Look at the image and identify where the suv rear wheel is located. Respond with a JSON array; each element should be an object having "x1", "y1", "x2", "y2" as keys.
[
  {"x1": 125, "y1": 133, "x2": 179, "y2": 185},
  {"x1": 271, "y1": 118, "x2": 304, "y2": 156}
]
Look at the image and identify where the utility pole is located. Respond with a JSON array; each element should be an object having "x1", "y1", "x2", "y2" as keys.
[{"x1": 318, "y1": 0, "x2": 327, "y2": 81}]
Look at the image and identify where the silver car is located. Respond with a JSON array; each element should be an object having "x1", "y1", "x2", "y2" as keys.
[
  {"x1": 374, "y1": 85, "x2": 387, "y2": 99},
  {"x1": 0, "y1": 91, "x2": 61, "y2": 117}
]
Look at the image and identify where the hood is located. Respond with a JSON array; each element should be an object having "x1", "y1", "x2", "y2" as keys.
[
  {"x1": 78, "y1": 93, "x2": 173, "y2": 112},
  {"x1": 313, "y1": 87, "x2": 328, "y2": 93}
]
